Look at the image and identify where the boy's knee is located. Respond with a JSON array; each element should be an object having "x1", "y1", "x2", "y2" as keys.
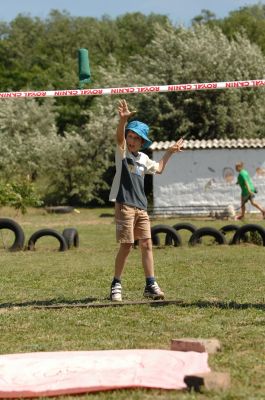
[
  {"x1": 120, "y1": 243, "x2": 133, "y2": 253},
  {"x1": 139, "y1": 238, "x2": 152, "y2": 251}
]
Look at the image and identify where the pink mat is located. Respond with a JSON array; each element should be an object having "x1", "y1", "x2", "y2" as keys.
[{"x1": 0, "y1": 350, "x2": 210, "y2": 398}]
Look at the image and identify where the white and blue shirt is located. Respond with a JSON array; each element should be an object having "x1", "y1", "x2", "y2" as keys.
[{"x1": 109, "y1": 143, "x2": 159, "y2": 210}]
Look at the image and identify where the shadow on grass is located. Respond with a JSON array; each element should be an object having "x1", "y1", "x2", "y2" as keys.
[
  {"x1": 0, "y1": 298, "x2": 264, "y2": 310},
  {"x1": 0, "y1": 297, "x2": 97, "y2": 309}
]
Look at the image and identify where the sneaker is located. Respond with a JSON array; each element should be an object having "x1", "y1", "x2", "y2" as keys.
[
  {"x1": 110, "y1": 282, "x2": 122, "y2": 302},
  {"x1": 143, "y1": 282, "x2": 165, "y2": 300}
]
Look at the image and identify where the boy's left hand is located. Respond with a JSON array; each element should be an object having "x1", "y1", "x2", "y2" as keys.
[{"x1": 168, "y1": 137, "x2": 184, "y2": 153}]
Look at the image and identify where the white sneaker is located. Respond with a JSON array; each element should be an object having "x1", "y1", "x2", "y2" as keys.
[
  {"x1": 110, "y1": 282, "x2": 122, "y2": 302},
  {"x1": 143, "y1": 282, "x2": 165, "y2": 300}
]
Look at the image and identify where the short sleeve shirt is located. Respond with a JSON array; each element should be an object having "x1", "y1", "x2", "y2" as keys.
[
  {"x1": 109, "y1": 143, "x2": 159, "y2": 210},
  {"x1": 237, "y1": 169, "x2": 255, "y2": 197}
]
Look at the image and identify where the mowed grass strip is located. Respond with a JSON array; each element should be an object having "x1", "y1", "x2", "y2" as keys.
[{"x1": 0, "y1": 208, "x2": 265, "y2": 399}]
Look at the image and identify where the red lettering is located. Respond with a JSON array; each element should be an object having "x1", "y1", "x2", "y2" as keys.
[
  {"x1": 137, "y1": 86, "x2": 160, "y2": 93},
  {"x1": 54, "y1": 91, "x2": 68, "y2": 96},
  {"x1": 164, "y1": 84, "x2": 194, "y2": 92},
  {"x1": 194, "y1": 83, "x2": 217, "y2": 90},
  {"x1": 110, "y1": 88, "x2": 135, "y2": 94},
  {"x1": 81, "y1": 89, "x2": 103, "y2": 95},
  {"x1": 25, "y1": 91, "x2": 46, "y2": 97},
  {"x1": 226, "y1": 81, "x2": 249, "y2": 88},
  {"x1": 0, "y1": 92, "x2": 24, "y2": 98},
  {"x1": 67, "y1": 90, "x2": 79, "y2": 96},
  {"x1": 253, "y1": 80, "x2": 265, "y2": 86}
]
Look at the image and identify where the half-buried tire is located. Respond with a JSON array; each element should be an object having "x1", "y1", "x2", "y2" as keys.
[
  {"x1": 28, "y1": 229, "x2": 68, "y2": 251},
  {"x1": 230, "y1": 223, "x2": 265, "y2": 246},
  {"x1": 62, "y1": 228, "x2": 79, "y2": 249},
  {"x1": 189, "y1": 227, "x2": 227, "y2": 246},
  {"x1": 151, "y1": 224, "x2": 182, "y2": 247},
  {"x1": 166, "y1": 222, "x2": 197, "y2": 245},
  {"x1": 0, "y1": 218, "x2": 25, "y2": 251}
]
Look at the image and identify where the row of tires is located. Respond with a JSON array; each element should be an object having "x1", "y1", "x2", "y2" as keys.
[
  {"x1": 0, "y1": 218, "x2": 79, "y2": 252},
  {"x1": 148, "y1": 223, "x2": 265, "y2": 247}
]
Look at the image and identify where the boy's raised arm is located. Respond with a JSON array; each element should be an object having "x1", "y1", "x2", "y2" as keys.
[{"x1": 116, "y1": 100, "x2": 136, "y2": 147}]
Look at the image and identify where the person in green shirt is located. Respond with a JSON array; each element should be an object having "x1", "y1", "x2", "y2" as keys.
[{"x1": 235, "y1": 161, "x2": 265, "y2": 220}]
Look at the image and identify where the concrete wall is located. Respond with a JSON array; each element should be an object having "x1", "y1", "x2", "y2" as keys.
[{"x1": 152, "y1": 148, "x2": 265, "y2": 215}]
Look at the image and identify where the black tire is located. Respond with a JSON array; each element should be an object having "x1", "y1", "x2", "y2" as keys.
[
  {"x1": 172, "y1": 222, "x2": 197, "y2": 233},
  {"x1": 45, "y1": 206, "x2": 74, "y2": 214},
  {"x1": 220, "y1": 224, "x2": 241, "y2": 245},
  {"x1": 231, "y1": 224, "x2": 265, "y2": 246},
  {"x1": 220, "y1": 224, "x2": 240, "y2": 234},
  {"x1": 28, "y1": 228, "x2": 68, "y2": 251},
  {"x1": 151, "y1": 224, "x2": 182, "y2": 247},
  {"x1": 165, "y1": 222, "x2": 197, "y2": 245},
  {"x1": 189, "y1": 227, "x2": 227, "y2": 246},
  {"x1": 62, "y1": 228, "x2": 79, "y2": 249},
  {"x1": 0, "y1": 218, "x2": 25, "y2": 251},
  {"x1": 152, "y1": 234, "x2": 160, "y2": 246}
]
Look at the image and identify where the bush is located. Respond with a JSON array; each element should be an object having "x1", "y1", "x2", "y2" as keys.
[{"x1": 0, "y1": 180, "x2": 43, "y2": 214}]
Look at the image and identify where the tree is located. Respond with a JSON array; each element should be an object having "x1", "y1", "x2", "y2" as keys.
[
  {"x1": 41, "y1": 97, "x2": 117, "y2": 205},
  {"x1": 192, "y1": 9, "x2": 217, "y2": 25},
  {"x1": 0, "y1": 98, "x2": 59, "y2": 180},
  {"x1": 216, "y1": 4, "x2": 265, "y2": 55},
  {"x1": 115, "y1": 23, "x2": 265, "y2": 140}
]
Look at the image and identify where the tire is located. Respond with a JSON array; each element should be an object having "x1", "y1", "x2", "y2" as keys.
[
  {"x1": 152, "y1": 234, "x2": 160, "y2": 246},
  {"x1": 189, "y1": 227, "x2": 227, "y2": 246},
  {"x1": 231, "y1": 224, "x2": 265, "y2": 246},
  {"x1": 220, "y1": 224, "x2": 240, "y2": 234},
  {"x1": 28, "y1": 228, "x2": 68, "y2": 251},
  {"x1": 45, "y1": 206, "x2": 74, "y2": 214},
  {"x1": 62, "y1": 228, "x2": 79, "y2": 249},
  {"x1": 151, "y1": 224, "x2": 182, "y2": 247},
  {"x1": 0, "y1": 218, "x2": 25, "y2": 251},
  {"x1": 165, "y1": 222, "x2": 197, "y2": 245},
  {"x1": 220, "y1": 224, "x2": 241, "y2": 245}
]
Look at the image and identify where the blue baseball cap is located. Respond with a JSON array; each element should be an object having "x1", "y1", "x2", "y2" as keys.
[{"x1": 125, "y1": 120, "x2": 152, "y2": 149}]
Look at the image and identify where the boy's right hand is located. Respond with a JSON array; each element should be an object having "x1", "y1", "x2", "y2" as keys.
[{"x1": 118, "y1": 99, "x2": 136, "y2": 120}]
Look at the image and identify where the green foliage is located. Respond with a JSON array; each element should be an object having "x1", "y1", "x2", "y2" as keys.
[
  {"x1": 0, "y1": 180, "x2": 43, "y2": 214},
  {"x1": 0, "y1": 6, "x2": 264, "y2": 206},
  {"x1": 119, "y1": 23, "x2": 265, "y2": 140},
  {"x1": 41, "y1": 98, "x2": 117, "y2": 205},
  {"x1": 217, "y1": 4, "x2": 265, "y2": 54},
  {"x1": 0, "y1": 98, "x2": 59, "y2": 180}
]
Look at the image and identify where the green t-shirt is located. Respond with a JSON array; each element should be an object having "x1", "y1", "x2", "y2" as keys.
[{"x1": 237, "y1": 169, "x2": 255, "y2": 197}]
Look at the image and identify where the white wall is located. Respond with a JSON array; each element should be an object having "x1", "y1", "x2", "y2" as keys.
[{"x1": 152, "y1": 148, "x2": 265, "y2": 215}]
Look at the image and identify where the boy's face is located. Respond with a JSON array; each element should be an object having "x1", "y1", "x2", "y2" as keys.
[{"x1": 126, "y1": 130, "x2": 144, "y2": 153}]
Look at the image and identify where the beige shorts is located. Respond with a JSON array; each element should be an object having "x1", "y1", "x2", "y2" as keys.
[{"x1": 115, "y1": 203, "x2": 151, "y2": 243}]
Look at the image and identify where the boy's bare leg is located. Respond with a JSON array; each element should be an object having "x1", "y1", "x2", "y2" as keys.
[
  {"x1": 139, "y1": 238, "x2": 154, "y2": 277},
  {"x1": 241, "y1": 202, "x2": 246, "y2": 218},
  {"x1": 140, "y1": 238, "x2": 164, "y2": 299},
  {"x1": 114, "y1": 243, "x2": 132, "y2": 279},
  {"x1": 250, "y1": 199, "x2": 265, "y2": 216},
  {"x1": 237, "y1": 197, "x2": 246, "y2": 219}
]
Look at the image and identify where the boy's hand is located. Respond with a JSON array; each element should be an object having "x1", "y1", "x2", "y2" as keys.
[
  {"x1": 168, "y1": 137, "x2": 184, "y2": 154},
  {"x1": 118, "y1": 99, "x2": 136, "y2": 120}
]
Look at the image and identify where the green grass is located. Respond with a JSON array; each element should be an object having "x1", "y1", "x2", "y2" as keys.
[{"x1": 0, "y1": 207, "x2": 265, "y2": 399}]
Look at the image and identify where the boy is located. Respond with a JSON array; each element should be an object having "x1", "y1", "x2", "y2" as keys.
[
  {"x1": 109, "y1": 99, "x2": 184, "y2": 301},
  {"x1": 235, "y1": 161, "x2": 265, "y2": 220}
]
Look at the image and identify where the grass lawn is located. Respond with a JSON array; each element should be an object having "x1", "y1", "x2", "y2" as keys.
[{"x1": 0, "y1": 207, "x2": 265, "y2": 399}]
